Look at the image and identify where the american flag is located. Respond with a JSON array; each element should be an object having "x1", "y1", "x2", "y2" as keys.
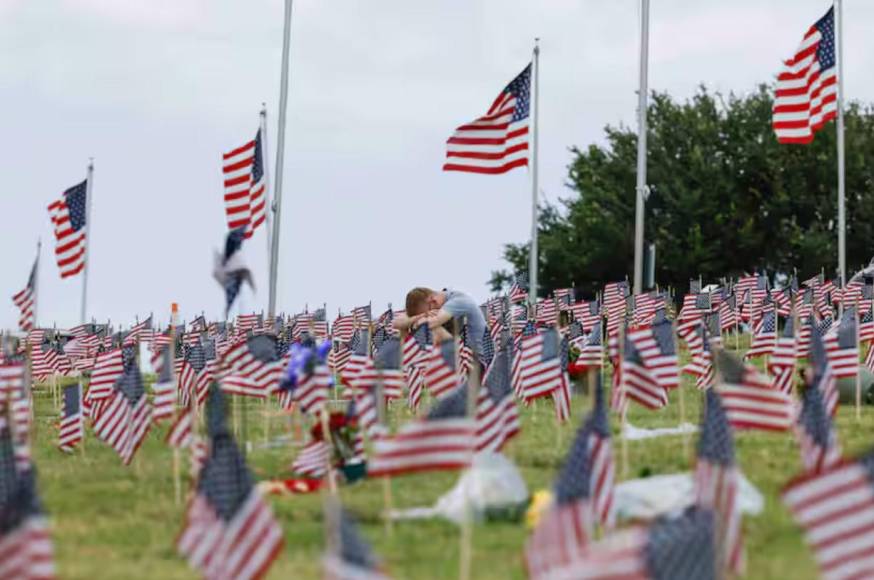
[
  {"x1": 352, "y1": 337, "x2": 405, "y2": 401},
  {"x1": 769, "y1": 315, "x2": 797, "y2": 394},
  {"x1": 525, "y1": 383, "x2": 615, "y2": 578},
  {"x1": 443, "y1": 64, "x2": 531, "y2": 175},
  {"x1": 586, "y1": 376, "x2": 615, "y2": 529},
  {"x1": 575, "y1": 323, "x2": 603, "y2": 370},
  {"x1": 631, "y1": 293, "x2": 658, "y2": 326},
  {"x1": 539, "y1": 507, "x2": 716, "y2": 580},
  {"x1": 323, "y1": 505, "x2": 390, "y2": 580},
  {"x1": 509, "y1": 273, "x2": 529, "y2": 304},
  {"x1": 179, "y1": 341, "x2": 211, "y2": 407},
  {"x1": 424, "y1": 339, "x2": 462, "y2": 400},
  {"x1": 290, "y1": 440, "x2": 330, "y2": 478},
  {"x1": 166, "y1": 409, "x2": 193, "y2": 450},
  {"x1": 0, "y1": 432, "x2": 56, "y2": 580},
  {"x1": 332, "y1": 314, "x2": 355, "y2": 343},
  {"x1": 475, "y1": 347, "x2": 519, "y2": 454},
  {"x1": 795, "y1": 369, "x2": 841, "y2": 474},
  {"x1": 46, "y1": 179, "x2": 87, "y2": 278},
  {"x1": 716, "y1": 350, "x2": 794, "y2": 432},
  {"x1": 236, "y1": 313, "x2": 262, "y2": 334},
  {"x1": 151, "y1": 345, "x2": 176, "y2": 422},
  {"x1": 745, "y1": 309, "x2": 777, "y2": 359},
  {"x1": 352, "y1": 305, "x2": 371, "y2": 329},
  {"x1": 124, "y1": 316, "x2": 152, "y2": 346},
  {"x1": 11, "y1": 255, "x2": 37, "y2": 332},
  {"x1": 571, "y1": 300, "x2": 600, "y2": 332},
  {"x1": 614, "y1": 329, "x2": 668, "y2": 412},
  {"x1": 92, "y1": 351, "x2": 153, "y2": 465},
  {"x1": 772, "y1": 7, "x2": 837, "y2": 143},
  {"x1": 281, "y1": 355, "x2": 332, "y2": 414},
  {"x1": 85, "y1": 348, "x2": 124, "y2": 411},
  {"x1": 782, "y1": 450, "x2": 874, "y2": 580},
  {"x1": 824, "y1": 306, "x2": 859, "y2": 382},
  {"x1": 811, "y1": 327, "x2": 839, "y2": 418},
  {"x1": 341, "y1": 329, "x2": 372, "y2": 391},
  {"x1": 695, "y1": 389, "x2": 744, "y2": 575},
  {"x1": 554, "y1": 288, "x2": 574, "y2": 310},
  {"x1": 718, "y1": 292, "x2": 738, "y2": 332},
  {"x1": 773, "y1": 287, "x2": 793, "y2": 317},
  {"x1": 683, "y1": 322, "x2": 715, "y2": 390},
  {"x1": 0, "y1": 363, "x2": 31, "y2": 471},
  {"x1": 368, "y1": 385, "x2": 474, "y2": 477},
  {"x1": 177, "y1": 389, "x2": 283, "y2": 580},
  {"x1": 58, "y1": 383, "x2": 84, "y2": 453},
  {"x1": 222, "y1": 127, "x2": 267, "y2": 238},
  {"x1": 858, "y1": 302, "x2": 874, "y2": 343},
  {"x1": 222, "y1": 335, "x2": 284, "y2": 400},
  {"x1": 628, "y1": 316, "x2": 680, "y2": 390},
  {"x1": 511, "y1": 328, "x2": 564, "y2": 403},
  {"x1": 537, "y1": 298, "x2": 558, "y2": 327}
]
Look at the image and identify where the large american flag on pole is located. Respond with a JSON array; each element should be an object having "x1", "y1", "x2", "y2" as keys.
[
  {"x1": 11, "y1": 255, "x2": 37, "y2": 333},
  {"x1": 222, "y1": 128, "x2": 267, "y2": 239},
  {"x1": 443, "y1": 64, "x2": 531, "y2": 174},
  {"x1": 772, "y1": 7, "x2": 838, "y2": 144},
  {"x1": 46, "y1": 179, "x2": 87, "y2": 278}
]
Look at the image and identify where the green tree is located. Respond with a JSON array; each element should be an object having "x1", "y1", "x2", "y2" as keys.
[{"x1": 491, "y1": 85, "x2": 874, "y2": 297}]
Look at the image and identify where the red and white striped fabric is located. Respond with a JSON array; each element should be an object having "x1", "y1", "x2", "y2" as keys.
[
  {"x1": 166, "y1": 411, "x2": 193, "y2": 449},
  {"x1": 511, "y1": 331, "x2": 564, "y2": 403},
  {"x1": 772, "y1": 6, "x2": 838, "y2": 144},
  {"x1": 571, "y1": 301, "x2": 600, "y2": 333},
  {"x1": 537, "y1": 298, "x2": 558, "y2": 327},
  {"x1": 782, "y1": 454, "x2": 874, "y2": 580},
  {"x1": 368, "y1": 417, "x2": 475, "y2": 477},
  {"x1": 442, "y1": 64, "x2": 531, "y2": 175},
  {"x1": 406, "y1": 366, "x2": 425, "y2": 411},
  {"x1": 46, "y1": 180, "x2": 87, "y2": 279},
  {"x1": 770, "y1": 319, "x2": 797, "y2": 394},
  {"x1": 221, "y1": 339, "x2": 284, "y2": 399},
  {"x1": 695, "y1": 459, "x2": 744, "y2": 574},
  {"x1": 331, "y1": 315, "x2": 355, "y2": 343},
  {"x1": 424, "y1": 343, "x2": 462, "y2": 401},
  {"x1": 92, "y1": 390, "x2": 152, "y2": 465},
  {"x1": 87, "y1": 349, "x2": 124, "y2": 401},
  {"x1": 626, "y1": 322, "x2": 679, "y2": 391},
  {"x1": 222, "y1": 128, "x2": 267, "y2": 239},
  {"x1": 824, "y1": 324, "x2": 859, "y2": 380},
  {"x1": 12, "y1": 283, "x2": 35, "y2": 333},
  {"x1": 290, "y1": 440, "x2": 329, "y2": 478},
  {"x1": 279, "y1": 366, "x2": 332, "y2": 414},
  {"x1": 717, "y1": 351, "x2": 795, "y2": 432},
  {"x1": 0, "y1": 515, "x2": 55, "y2": 580}
]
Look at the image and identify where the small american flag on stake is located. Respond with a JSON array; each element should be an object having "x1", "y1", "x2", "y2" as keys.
[
  {"x1": 47, "y1": 179, "x2": 87, "y2": 278},
  {"x1": 11, "y1": 254, "x2": 37, "y2": 332},
  {"x1": 58, "y1": 383, "x2": 84, "y2": 453}
]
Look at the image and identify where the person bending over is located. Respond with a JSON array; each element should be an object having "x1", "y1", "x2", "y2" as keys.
[{"x1": 394, "y1": 287, "x2": 485, "y2": 355}]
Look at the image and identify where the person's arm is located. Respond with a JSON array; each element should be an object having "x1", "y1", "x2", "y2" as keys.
[
  {"x1": 393, "y1": 312, "x2": 427, "y2": 332},
  {"x1": 425, "y1": 309, "x2": 453, "y2": 330}
]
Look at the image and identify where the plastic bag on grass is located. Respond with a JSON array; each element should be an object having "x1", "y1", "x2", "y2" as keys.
[{"x1": 389, "y1": 452, "x2": 529, "y2": 525}]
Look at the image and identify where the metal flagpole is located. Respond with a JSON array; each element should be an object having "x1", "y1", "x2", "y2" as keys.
[
  {"x1": 836, "y1": 0, "x2": 846, "y2": 287},
  {"x1": 33, "y1": 239, "x2": 41, "y2": 329},
  {"x1": 260, "y1": 103, "x2": 273, "y2": 276},
  {"x1": 528, "y1": 39, "x2": 541, "y2": 308},
  {"x1": 81, "y1": 159, "x2": 94, "y2": 324},
  {"x1": 632, "y1": 0, "x2": 650, "y2": 295},
  {"x1": 268, "y1": 0, "x2": 294, "y2": 319}
]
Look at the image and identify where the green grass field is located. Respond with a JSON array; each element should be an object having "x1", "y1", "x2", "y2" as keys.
[{"x1": 27, "y1": 344, "x2": 874, "y2": 579}]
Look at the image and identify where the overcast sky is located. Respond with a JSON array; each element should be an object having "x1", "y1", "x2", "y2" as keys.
[{"x1": 3, "y1": 0, "x2": 874, "y2": 331}]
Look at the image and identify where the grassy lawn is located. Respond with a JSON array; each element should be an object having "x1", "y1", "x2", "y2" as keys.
[{"x1": 28, "y1": 342, "x2": 874, "y2": 579}]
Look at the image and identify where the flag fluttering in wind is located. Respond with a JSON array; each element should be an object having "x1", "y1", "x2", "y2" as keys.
[
  {"x1": 772, "y1": 7, "x2": 837, "y2": 144},
  {"x1": 769, "y1": 315, "x2": 797, "y2": 394},
  {"x1": 368, "y1": 384, "x2": 474, "y2": 477},
  {"x1": 795, "y1": 361, "x2": 841, "y2": 474},
  {"x1": 223, "y1": 128, "x2": 267, "y2": 239},
  {"x1": 222, "y1": 334, "x2": 283, "y2": 400},
  {"x1": 92, "y1": 347, "x2": 153, "y2": 465},
  {"x1": 475, "y1": 346, "x2": 519, "y2": 454},
  {"x1": 213, "y1": 227, "x2": 254, "y2": 317},
  {"x1": 47, "y1": 179, "x2": 87, "y2": 278},
  {"x1": 716, "y1": 349, "x2": 794, "y2": 432},
  {"x1": 782, "y1": 449, "x2": 874, "y2": 580},
  {"x1": 12, "y1": 255, "x2": 37, "y2": 332},
  {"x1": 177, "y1": 387, "x2": 283, "y2": 580},
  {"x1": 443, "y1": 64, "x2": 531, "y2": 174}
]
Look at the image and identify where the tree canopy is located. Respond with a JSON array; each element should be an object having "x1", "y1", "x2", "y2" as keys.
[{"x1": 491, "y1": 85, "x2": 874, "y2": 297}]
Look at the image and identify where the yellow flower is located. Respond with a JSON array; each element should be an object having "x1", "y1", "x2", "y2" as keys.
[{"x1": 526, "y1": 489, "x2": 554, "y2": 530}]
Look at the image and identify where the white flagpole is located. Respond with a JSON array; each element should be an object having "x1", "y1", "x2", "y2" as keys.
[
  {"x1": 260, "y1": 103, "x2": 273, "y2": 282},
  {"x1": 34, "y1": 239, "x2": 41, "y2": 329},
  {"x1": 268, "y1": 0, "x2": 294, "y2": 319},
  {"x1": 836, "y1": 0, "x2": 846, "y2": 287},
  {"x1": 528, "y1": 40, "x2": 540, "y2": 308},
  {"x1": 632, "y1": 0, "x2": 650, "y2": 296},
  {"x1": 81, "y1": 159, "x2": 94, "y2": 324}
]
